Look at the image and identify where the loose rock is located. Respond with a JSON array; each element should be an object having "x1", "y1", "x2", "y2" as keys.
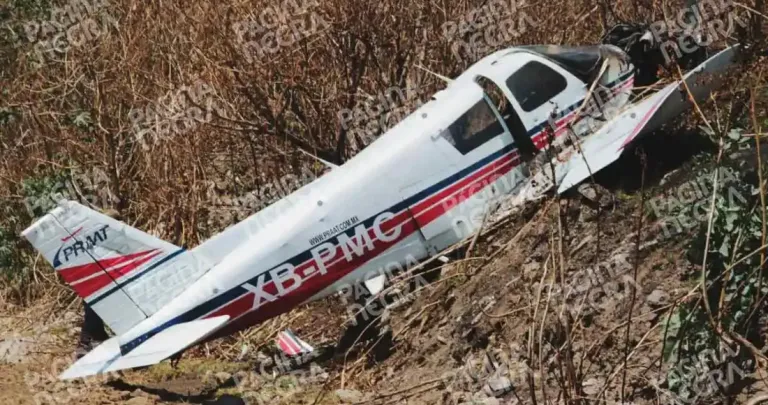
[
  {"x1": 125, "y1": 397, "x2": 152, "y2": 405},
  {"x1": 335, "y1": 389, "x2": 364, "y2": 403},
  {"x1": 646, "y1": 289, "x2": 669, "y2": 306},
  {"x1": 483, "y1": 376, "x2": 512, "y2": 397}
]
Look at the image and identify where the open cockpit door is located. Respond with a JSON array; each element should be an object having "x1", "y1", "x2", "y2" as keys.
[
  {"x1": 471, "y1": 47, "x2": 633, "y2": 155},
  {"x1": 475, "y1": 76, "x2": 538, "y2": 161},
  {"x1": 401, "y1": 85, "x2": 529, "y2": 253}
]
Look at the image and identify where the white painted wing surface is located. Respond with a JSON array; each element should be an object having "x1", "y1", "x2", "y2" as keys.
[
  {"x1": 556, "y1": 45, "x2": 739, "y2": 193},
  {"x1": 59, "y1": 315, "x2": 230, "y2": 380}
]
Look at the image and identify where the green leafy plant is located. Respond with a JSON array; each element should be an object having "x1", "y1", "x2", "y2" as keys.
[
  {"x1": 0, "y1": 171, "x2": 72, "y2": 302},
  {"x1": 662, "y1": 163, "x2": 762, "y2": 401},
  {"x1": 0, "y1": 107, "x2": 18, "y2": 126},
  {"x1": 68, "y1": 110, "x2": 93, "y2": 132},
  {"x1": 20, "y1": 171, "x2": 70, "y2": 217},
  {"x1": 5, "y1": 0, "x2": 52, "y2": 19}
]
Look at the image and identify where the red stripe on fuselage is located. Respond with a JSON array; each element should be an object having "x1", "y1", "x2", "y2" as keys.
[
  {"x1": 529, "y1": 78, "x2": 634, "y2": 150},
  {"x1": 207, "y1": 215, "x2": 420, "y2": 338},
  {"x1": 206, "y1": 293, "x2": 254, "y2": 319},
  {"x1": 205, "y1": 146, "x2": 522, "y2": 337},
  {"x1": 413, "y1": 152, "x2": 520, "y2": 226},
  {"x1": 203, "y1": 77, "x2": 639, "y2": 337}
]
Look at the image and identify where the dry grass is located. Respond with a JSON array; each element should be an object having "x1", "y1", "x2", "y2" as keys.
[{"x1": 0, "y1": 0, "x2": 766, "y2": 403}]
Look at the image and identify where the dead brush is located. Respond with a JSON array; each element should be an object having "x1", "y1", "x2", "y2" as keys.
[
  {"x1": 0, "y1": 0, "x2": 765, "y2": 404},
  {"x1": 0, "y1": 0, "x2": 619, "y2": 306}
]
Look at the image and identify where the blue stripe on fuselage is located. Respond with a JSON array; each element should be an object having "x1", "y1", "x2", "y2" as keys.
[
  {"x1": 119, "y1": 142, "x2": 522, "y2": 354},
  {"x1": 119, "y1": 70, "x2": 635, "y2": 354}
]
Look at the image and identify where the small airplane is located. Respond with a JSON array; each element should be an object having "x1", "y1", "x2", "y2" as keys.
[{"x1": 22, "y1": 39, "x2": 739, "y2": 379}]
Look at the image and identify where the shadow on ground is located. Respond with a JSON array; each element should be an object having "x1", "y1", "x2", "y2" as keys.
[
  {"x1": 107, "y1": 378, "x2": 244, "y2": 404},
  {"x1": 594, "y1": 127, "x2": 716, "y2": 191}
]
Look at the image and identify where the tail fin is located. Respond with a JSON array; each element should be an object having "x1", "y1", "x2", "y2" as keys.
[{"x1": 22, "y1": 200, "x2": 212, "y2": 334}]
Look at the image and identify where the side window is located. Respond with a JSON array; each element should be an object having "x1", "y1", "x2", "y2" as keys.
[
  {"x1": 506, "y1": 61, "x2": 567, "y2": 112},
  {"x1": 441, "y1": 99, "x2": 504, "y2": 155}
]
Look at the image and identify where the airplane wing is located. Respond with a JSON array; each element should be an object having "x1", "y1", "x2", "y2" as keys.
[
  {"x1": 556, "y1": 45, "x2": 739, "y2": 193},
  {"x1": 59, "y1": 315, "x2": 230, "y2": 380}
]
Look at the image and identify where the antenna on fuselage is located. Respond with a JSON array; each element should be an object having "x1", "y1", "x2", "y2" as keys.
[
  {"x1": 415, "y1": 64, "x2": 453, "y2": 84},
  {"x1": 299, "y1": 149, "x2": 339, "y2": 170}
]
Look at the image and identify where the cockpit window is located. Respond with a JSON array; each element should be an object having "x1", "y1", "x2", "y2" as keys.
[
  {"x1": 441, "y1": 99, "x2": 504, "y2": 155},
  {"x1": 506, "y1": 61, "x2": 567, "y2": 112}
]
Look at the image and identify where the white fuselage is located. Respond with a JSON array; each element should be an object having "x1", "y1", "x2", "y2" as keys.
[{"x1": 119, "y1": 46, "x2": 634, "y2": 351}]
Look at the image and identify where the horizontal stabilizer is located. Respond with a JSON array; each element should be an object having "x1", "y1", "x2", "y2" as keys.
[
  {"x1": 60, "y1": 315, "x2": 229, "y2": 380},
  {"x1": 59, "y1": 336, "x2": 122, "y2": 380}
]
